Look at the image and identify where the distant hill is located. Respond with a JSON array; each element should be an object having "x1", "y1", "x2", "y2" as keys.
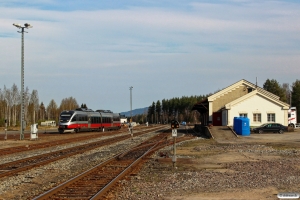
[{"x1": 120, "y1": 107, "x2": 148, "y2": 117}]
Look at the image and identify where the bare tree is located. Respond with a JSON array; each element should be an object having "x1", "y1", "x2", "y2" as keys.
[
  {"x1": 47, "y1": 99, "x2": 58, "y2": 121},
  {"x1": 59, "y1": 97, "x2": 79, "y2": 112},
  {"x1": 4, "y1": 86, "x2": 12, "y2": 126},
  {"x1": 29, "y1": 90, "x2": 39, "y2": 124},
  {"x1": 0, "y1": 88, "x2": 6, "y2": 124},
  {"x1": 282, "y1": 83, "x2": 291, "y2": 105},
  {"x1": 11, "y1": 84, "x2": 19, "y2": 126},
  {"x1": 24, "y1": 87, "x2": 30, "y2": 126}
]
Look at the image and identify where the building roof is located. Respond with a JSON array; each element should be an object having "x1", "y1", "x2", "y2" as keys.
[
  {"x1": 191, "y1": 98, "x2": 209, "y2": 113},
  {"x1": 192, "y1": 79, "x2": 289, "y2": 112},
  {"x1": 225, "y1": 90, "x2": 289, "y2": 110}
]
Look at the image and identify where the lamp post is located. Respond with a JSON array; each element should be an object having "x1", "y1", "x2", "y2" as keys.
[
  {"x1": 129, "y1": 86, "x2": 133, "y2": 139},
  {"x1": 129, "y1": 86, "x2": 133, "y2": 122},
  {"x1": 13, "y1": 23, "x2": 32, "y2": 140}
]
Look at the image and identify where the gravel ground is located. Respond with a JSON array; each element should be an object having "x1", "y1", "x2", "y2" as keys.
[
  {"x1": 0, "y1": 129, "x2": 162, "y2": 200},
  {"x1": 112, "y1": 139, "x2": 300, "y2": 200},
  {"x1": 0, "y1": 128, "x2": 300, "y2": 200}
]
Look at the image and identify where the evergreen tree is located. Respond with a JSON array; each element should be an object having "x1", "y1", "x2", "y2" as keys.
[
  {"x1": 162, "y1": 99, "x2": 169, "y2": 123},
  {"x1": 147, "y1": 102, "x2": 155, "y2": 123},
  {"x1": 263, "y1": 79, "x2": 287, "y2": 102},
  {"x1": 47, "y1": 99, "x2": 58, "y2": 121},
  {"x1": 155, "y1": 100, "x2": 161, "y2": 123},
  {"x1": 291, "y1": 80, "x2": 300, "y2": 123}
]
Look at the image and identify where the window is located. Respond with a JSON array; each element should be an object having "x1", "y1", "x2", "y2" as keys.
[
  {"x1": 267, "y1": 113, "x2": 275, "y2": 122},
  {"x1": 239, "y1": 113, "x2": 248, "y2": 117},
  {"x1": 71, "y1": 115, "x2": 77, "y2": 122},
  {"x1": 253, "y1": 113, "x2": 261, "y2": 122},
  {"x1": 91, "y1": 117, "x2": 100, "y2": 123}
]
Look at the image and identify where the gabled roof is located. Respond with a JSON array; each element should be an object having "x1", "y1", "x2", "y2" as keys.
[
  {"x1": 192, "y1": 79, "x2": 289, "y2": 112},
  {"x1": 225, "y1": 90, "x2": 289, "y2": 110},
  {"x1": 208, "y1": 79, "x2": 280, "y2": 102}
]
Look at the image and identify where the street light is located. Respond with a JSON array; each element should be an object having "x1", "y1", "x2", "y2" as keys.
[
  {"x1": 129, "y1": 86, "x2": 133, "y2": 139},
  {"x1": 13, "y1": 22, "x2": 33, "y2": 140},
  {"x1": 129, "y1": 86, "x2": 133, "y2": 122}
]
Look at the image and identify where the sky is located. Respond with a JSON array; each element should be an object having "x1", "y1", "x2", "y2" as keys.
[{"x1": 1, "y1": 0, "x2": 300, "y2": 113}]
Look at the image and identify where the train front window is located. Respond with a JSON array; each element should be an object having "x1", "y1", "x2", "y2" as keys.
[{"x1": 60, "y1": 111, "x2": 74, "y2": 122}]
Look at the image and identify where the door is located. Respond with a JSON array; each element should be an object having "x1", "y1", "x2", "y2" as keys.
[{"x1": 213, "y1": 112, "x2": 222, "y2": 126}]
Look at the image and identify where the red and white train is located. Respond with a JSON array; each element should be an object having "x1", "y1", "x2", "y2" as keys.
[{"x1": 58, "y1": 108, "x2": 121, "y2": 134}]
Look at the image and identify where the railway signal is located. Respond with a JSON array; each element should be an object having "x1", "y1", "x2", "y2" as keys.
[
  {"x1": 171, "y1": 120, "x2": 179, "y2": 129},
  {"x1": 170, "y1": 120, "x2": 179, "y2": 168}
]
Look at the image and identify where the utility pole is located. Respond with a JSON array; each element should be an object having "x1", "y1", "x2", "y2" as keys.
[
  {"x1": 289, "y1": 84, "x2": 292, "y2": 107},
  {"x1": 129, "y1": 86, "x2": 133, "y2": 139},
  {"x1": 13, "y1": 23, "x2": 33, "y2": 140},
  {"x1": 130, "y1": 86, "x2": 133, "y2": 121}
]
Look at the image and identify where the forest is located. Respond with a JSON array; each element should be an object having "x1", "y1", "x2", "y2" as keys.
[
  {"x1": 143, "y1": 79, "x2": 300, "y2": 124},
  {"x1": 1, "y1": 79, "x2": 300, "y2": 127}
]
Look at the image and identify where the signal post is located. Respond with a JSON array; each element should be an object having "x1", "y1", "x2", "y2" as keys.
[{"x1": 171, "y1": 120, "x2": 179, "y2": 168}]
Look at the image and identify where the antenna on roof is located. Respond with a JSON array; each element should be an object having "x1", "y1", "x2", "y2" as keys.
[{"x1": 256, "y1": 77, "x2": 258, "y2": 88}]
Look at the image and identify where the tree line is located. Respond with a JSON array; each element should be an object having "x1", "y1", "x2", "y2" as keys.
[
  {"x1": 0, "y1": 84, "x2": 79, "y2": 127},
  {"x1": 2, "y1": 79, "x2": 300, "y2": 127},
  {"x1": 140, "y1": 95, "x2": 208, "y2": 125},
  {"x1": 145, "y1": 79, "x2": 300, "y2": 124},
  {"x1": 263, "y1": 79, "x2": 300, "y2": 123}
]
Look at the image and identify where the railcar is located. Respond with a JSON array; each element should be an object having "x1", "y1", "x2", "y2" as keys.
[{"x1": 58, "y1": 108, "x2": 121, "y2": 134}]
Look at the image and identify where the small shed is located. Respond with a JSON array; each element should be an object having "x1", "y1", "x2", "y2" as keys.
[
  {"x1": 120, "y1": 117, "x2": 127, "y2": 124},
  {"x1": 41, "y1": 120, "x2": 56, "y2": 127}
]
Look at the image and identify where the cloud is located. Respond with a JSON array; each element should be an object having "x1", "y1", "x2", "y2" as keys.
[{"x1": 1, "y1": 1, "x2": 300, "y2": 112}]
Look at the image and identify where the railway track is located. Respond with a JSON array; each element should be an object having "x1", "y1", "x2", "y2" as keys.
[
  {"x1": 0, "y1": 126, "x2": 151, "y2": 156},
  {"x1": 0, "y1": 126, "x2": 165, "y2": 179},
  {"x1": 33, "y1": 130, "x2": 193, "y2": 200}
]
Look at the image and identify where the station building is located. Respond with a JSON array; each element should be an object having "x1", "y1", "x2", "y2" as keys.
[{"x1": 192, "y1": 79, "x2": 290, "y2": 127}]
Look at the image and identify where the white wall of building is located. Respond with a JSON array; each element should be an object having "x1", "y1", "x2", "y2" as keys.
[
  {"x1": 120, "y1": 118, "x2": 127, "y2": 124},
  {"x1": 227, "y1": 95, "x2": 287, "y2": 126},
  {"x1": 41, "y1": 121, "x2": 56, "y2": 126}
]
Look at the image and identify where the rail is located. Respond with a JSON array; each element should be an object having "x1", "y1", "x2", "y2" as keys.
[
  {"x1": 0, "y1": 126, "x2": 165, "y2": 179},
  {"x1": 33, "y1": 131, "x2": 170, "y2": 200}
]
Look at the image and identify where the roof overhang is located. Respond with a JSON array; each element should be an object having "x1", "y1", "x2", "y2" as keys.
[{"x1": 191, "y1": 98, "x2": 209, "y2": 113}]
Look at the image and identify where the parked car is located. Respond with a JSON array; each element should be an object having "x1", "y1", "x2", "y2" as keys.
[{"x1": 251, "y1": 123, "x2": 287, "y2": 134}]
